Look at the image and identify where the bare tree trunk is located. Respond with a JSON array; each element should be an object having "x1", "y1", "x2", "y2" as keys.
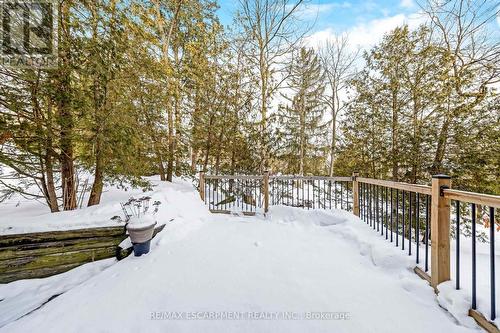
[
  {"x1": 191, "y1": 149, "x2": 197, "y2": 173},
  {"x1": 329, "y1": 109, "x2": 337, "y2": 177},
  {"x1": 391, "y1": 88, "x2": 399, "y2": 181},
  {"x1": 410, "y1": 92, "x2": 421, "y2": 183},
  {"x1": 58, "y1": 0, "x2": 76, "y2": 210},
  {"x1": 45, "y1": 98, "x2": 59, "y2": 212},
  {"x1": 430, "y1": 115, "x2": 450, "y2": 175},
  {"x1": 153, "y1": 0, "x2": 183, "y2": 182},
  {"x1": 259, "y1": 53, "x2": 268, "y2": 172},
  {"x1": 87, "y1": 144, "x2": 104, "y2": 206},
  {"x1": 202, "y1": 114, "x2": 215, "y2": 171},
  {"x1": 299, "y1": 108, "x2": 305, "y2": 176},
  {"x1": 44, "y1": 152, "x2": 59, "y2": 212}
]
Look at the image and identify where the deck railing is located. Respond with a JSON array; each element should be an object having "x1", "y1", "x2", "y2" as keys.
[
  {"x1": 357, "y1": 177, "x2": 432, "y2": 274},
  {"x1": 441, "y1": 187, "x2": 500, "y2": 327},
  {"x1": 199, "y1": 172, "x2": 352, "y2": 214},
  {"x1": 198, "y1": 171, "x2": 500, "y2": 331}
]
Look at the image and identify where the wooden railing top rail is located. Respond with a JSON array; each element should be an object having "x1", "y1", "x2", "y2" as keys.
[
  {"x1": 203, "y1": 175, "x2": 352, "y2": 182},
  {"x1": 443, "y1": 189, "x2": 500, "y2": 208},
  {"x1": 269, "y1": 175, "x2": 352, "y2": 181},
  {"x1": 204, "y1": 175, "x2": 263, "y2": 180},
  {"x1": 357, "y1": 177, "x2": 432, "y2": 195}
]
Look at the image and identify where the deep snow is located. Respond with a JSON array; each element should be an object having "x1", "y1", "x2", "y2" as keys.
[{"x1": 0, "y1": 177, "x2": 488, "y2": 332}]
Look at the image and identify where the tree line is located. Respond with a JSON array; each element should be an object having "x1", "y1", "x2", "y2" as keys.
[{"x1": 0, "y1": 0, "x2": 498, "y2": 212}]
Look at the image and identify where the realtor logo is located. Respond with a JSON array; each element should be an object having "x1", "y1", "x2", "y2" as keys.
[{"x1": 0, "y1": 0, "x2": 58, "y2": 68}]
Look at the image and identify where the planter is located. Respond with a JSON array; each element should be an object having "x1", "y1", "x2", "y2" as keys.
[{"x1": 126, "y1": 221, "x2": 157, "y2": 257}]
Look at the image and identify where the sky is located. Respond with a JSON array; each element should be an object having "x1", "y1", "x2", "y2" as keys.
[{"x1": 216, "y1": 0, "x2": 428, "y2": 49}]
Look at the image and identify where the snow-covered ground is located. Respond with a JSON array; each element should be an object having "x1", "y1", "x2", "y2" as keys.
[
  {"x1": 0, "y1": 177, "x2": 491, "y2": 332},
  {"x1": 0, "y1": 175, "x2": 183, "y2": 235}
]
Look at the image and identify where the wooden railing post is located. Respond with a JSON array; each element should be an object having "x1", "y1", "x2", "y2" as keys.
[
  {"x1": 431, "y1": 174, "x2": 451, "y2": 288},
  {"x1": 352, "y1": 171, "x2": 360, "y2": 216},
  {"x1": 263, "y1": 171, "x2": 269, "y2": 213},
  {"x1": 199, "y1": 171, "x2": 205, "y2": 202}
]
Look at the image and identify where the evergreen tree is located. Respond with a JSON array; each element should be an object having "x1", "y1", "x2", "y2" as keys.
[{"x1": 277, "y1": 47, "x2": 326, "y2": 175}]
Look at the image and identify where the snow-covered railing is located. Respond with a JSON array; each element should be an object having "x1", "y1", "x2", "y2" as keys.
[
  {"x1": 198, "y1": 171, "x2": 500, "y2": 329},
  {"x1": 200, "y1": 174, "x2": 266, "y2": 215},
  {"x1": 199, "y1": 173, "x2": 352, "y2": 215},
  {"x1": 268, "y1": 175, "x2": 352, "y2": 211},
  {"x1": 355, "y1": 174, "x2": 500, "y2": 331},
  {"x1": 356, "y1": 176, "x2": 432, "y2": 275},
  {"x1": 441, "y1": 187, "x2": 500, "y2": 327}
]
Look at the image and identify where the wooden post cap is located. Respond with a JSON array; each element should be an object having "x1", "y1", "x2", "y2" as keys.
[{"x1": 432, "y1": 174, "x2": 451, "y2": 179}]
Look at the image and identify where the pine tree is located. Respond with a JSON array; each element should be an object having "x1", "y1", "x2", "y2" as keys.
[{"x1": 277, "y1": 47, "x2": 326, "y2": 175}]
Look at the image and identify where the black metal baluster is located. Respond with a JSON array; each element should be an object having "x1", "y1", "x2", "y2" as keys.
[
  {"x1": 472, "y1": 203, "x2": 477, "y2": 309},
  {"x1": 390, "y1": 188, "x2": 393, "y2": 242},
  {"x1": 380, "y1": 186, "x2": 383, "y2": 235},
  {"x1": 372, "y1": 184, "x2": 376, "y2": 228},
  {"x1": 378, "y1": 186, "x2": 381, "y2": 234},
  {"x1": 228, "y1": 179, "x2": 232, "y2": 211},
  {"x1": 225, "y1": 179, "x2": 228, "y2": 211},
  {"x1": 334, "y1": 181, "x2": 338, "y2": 209},
  {"x1": 287, "y1": 179, "x2": 290, "y2": 206},
  {"x1": 376, "y1": 186, "x2": 379, "y2": 232},
  {"x1": 363, "y1": 183, "x2": 366, "y2": 222},
  {"x1": 369, "y1": 184, "x2": 372, "y2": 227},
  {"x1": 245, "y1": 179, "x2": 249, "y2": 212},
  {"x1": 364, "y1": 183, "x2": 368, "y2": 223},
  {"x1": 313, "y1": 179, "x2": 316, "y2": 209},
  {"x1": 362, "y1": 183, "x2": 365, "y2": 221},
  {"x1": 402, "y1": 191, "x2": 405, "y2": 250},
  {"x1": 208, "y1": 180, "x2": 211, "y2": 211},
  {"x1": 396, "y1": 190, "x2": 399, "y2": 247},
  {"x1": 385, "y1": 187, "x2": 388, "y2": 239},
  {"x1": 204, "y1": 180, "x2": 207, "y2": 205},
  {"x1": 282, "y1": 179, "x2": 285, "y2": 205},
  {"x1": 255, "y1": 179, "x2": 258, "y2": 212},
  {"x1": 365, "y1": 184, "x2": 368, "y2": 225},
  {"x1": 425, "y1": 195, "x2": 429, "y2": 272},
  {"x1": 302, "y1": 179, "x2": 305, "y2": 208},
  {"x1": 350, "y1": 182, "x2": 352, "y2": 211},
  {"x1": 341, "y1": 181, "x2": 344, "y2": 210},
  {"x1": 370, "y1": 184, "x2": 373, "y2": 229},
  {"x1": 381, "y1": 186, "x2": 384, "y2": 236},
  {"x1": 329, "y1": 180, "x2": 332, "y2": 210},
  {"x1": 216, "y1": 179, "x2": 219, "y2": 211},
  {"x1": 416, "y1": 193, "x2": 420, "y2": 264},
  {"x1": 295, "y1": 179, "x2": 300, "y2": 207},
  {"x1": 325, "y1": 179, "x2": 328, "y2": 209},
  {"x1": 360, "y1": 183, "x2": 363, "y2": 219},
  {"x1": 248, "y1": 179, "x2": 251, "y2": 212},
  {"x1": 490, "y1": 206, "x2": 496, "y2": 321},
  {"x1": 254, "y1": 179, "x2": 257, "y2": 210},
  {"x1": 409, "y1": 192, "x2": 412, "y2": 256},
  {"x1": 373, "y1": 184, "x2": 376, "y2": 230},
  {"x1": 307, "y1": 179, "x2": 311, "y2": 209},
  {"x1": 456, "y1": 200, "x2": 460, "y2": 289},
  {"x1": 258, "y1": 181, "x2": 269, "y2": 207}
]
